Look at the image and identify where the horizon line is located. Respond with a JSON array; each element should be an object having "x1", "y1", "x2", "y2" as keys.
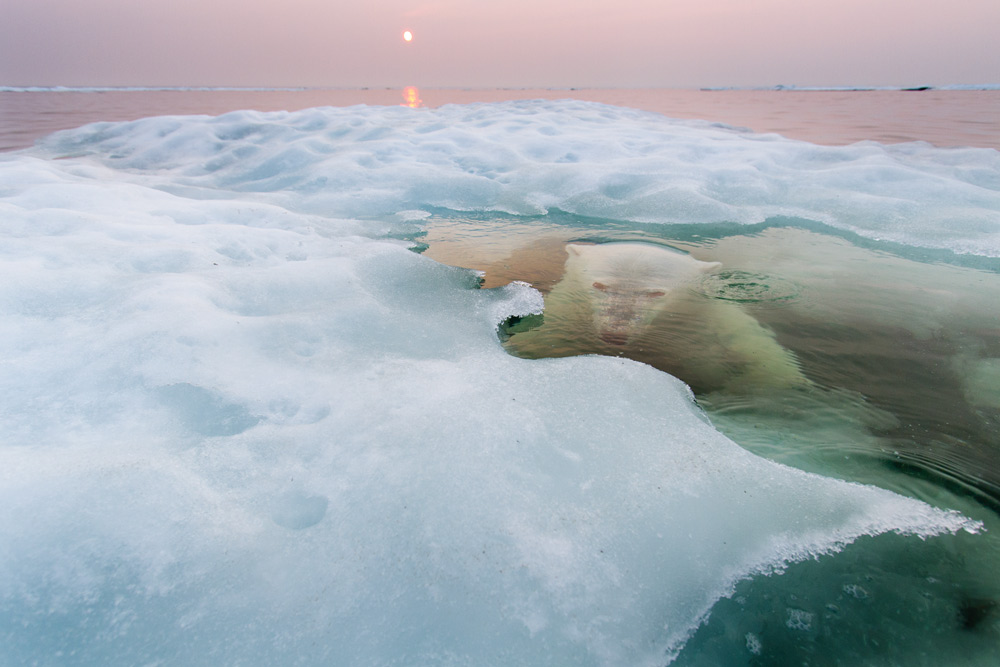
[{"x1": 3, "y1": 83, "x2": 1000, "y2": 93}]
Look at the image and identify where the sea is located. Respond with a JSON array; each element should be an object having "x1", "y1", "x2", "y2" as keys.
[
  {"x1": 1, "y1": 86, "x2": 998, "y2": 665},
  {"x1": 2, "y1": 86, "x2": 999, "y2": 153}
]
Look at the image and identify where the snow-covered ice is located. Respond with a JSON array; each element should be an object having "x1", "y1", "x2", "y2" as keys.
[{"x1": 0, "y1": 101, "x2": 992, "y2": 665}]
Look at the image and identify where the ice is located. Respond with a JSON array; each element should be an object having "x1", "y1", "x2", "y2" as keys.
[
  {"x1": 0, "y1": 101, "x2": 988, "y2": 664},
  {"x1": 785, "y1": 608, "x2": 815, "y2": 631},
  {"x1": 30, "y1": 100, "x2": 1000, "y2": 256}
]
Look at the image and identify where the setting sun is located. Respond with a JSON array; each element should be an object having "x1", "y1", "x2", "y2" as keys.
[{"x1": 402, "y1": 30, "x2": 413, "y2": 42}]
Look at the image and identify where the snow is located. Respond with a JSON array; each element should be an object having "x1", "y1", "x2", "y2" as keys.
[
  {"x1": 29, "y1": 100, "x2": 1000, "y2": 255},
  {"x1": 0, "y1": 101, "x2": 988, "y2": 665}
]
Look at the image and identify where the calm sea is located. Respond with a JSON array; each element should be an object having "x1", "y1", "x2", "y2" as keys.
[{"x1": 1, "y1": 87, "x2": 998, "y2": 152}]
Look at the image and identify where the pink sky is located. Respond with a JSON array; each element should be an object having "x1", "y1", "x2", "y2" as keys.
[{"x1": 2, "y1": 0, "x2": 998, "y2": 88}]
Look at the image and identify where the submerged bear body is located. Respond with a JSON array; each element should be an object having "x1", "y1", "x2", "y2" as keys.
[{"x1": 506, "y1": 241, "x2": 808, "y2": 394}]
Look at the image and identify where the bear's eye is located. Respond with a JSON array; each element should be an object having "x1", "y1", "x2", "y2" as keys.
[
  {"x1": 592, "y1": 282, "x2": 608, "y2": 291},
  {"x1": 644, "y1": 290, "x2": 666, "y2": 298}
]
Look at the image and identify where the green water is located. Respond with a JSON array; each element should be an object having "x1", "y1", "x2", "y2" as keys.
[{"x1": 420, "y1": 210, "x2": 1000, "y2": 665}]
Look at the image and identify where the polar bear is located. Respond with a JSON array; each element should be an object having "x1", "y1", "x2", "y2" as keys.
[
  {"x1": 563, "y1": 242, "x2": 720, "y2": 346},
  {"x1": 506, "y1": 242, "x2": 808, "y2": 394}
]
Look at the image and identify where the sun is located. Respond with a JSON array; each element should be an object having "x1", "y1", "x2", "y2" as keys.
[{"x1": 403, "y1": 30, "x2": 413, "y2": 42}]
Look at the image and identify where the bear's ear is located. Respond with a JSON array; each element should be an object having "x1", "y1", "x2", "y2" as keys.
[
  {"x1": 701, "y1": 261, "x2": 722, "y2": 273},
  {"x1": 566, "y1": 244, "x2": 582, "y2": 257}
]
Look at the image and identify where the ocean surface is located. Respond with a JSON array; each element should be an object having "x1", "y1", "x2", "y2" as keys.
[
  {"x1": 3, "y1": 86, "x2": 1000, "y2": 152},
  {"x1": 1, "y1": 87, "x2": 998, "y2": 665}
]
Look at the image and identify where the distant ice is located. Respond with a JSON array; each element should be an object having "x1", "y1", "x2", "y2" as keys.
[
  {"x1": 700, "y1": 84, "x2": 1000, "y2": 91},
  {"x1": 27, "y1": 100, "x2": 999, "y2": 256},
  {"x1": 0, "y1": 85, "x2": 312, "y2": 93},
  {"x1": 0, "y1": 101, "x2": 988, "y2": 665}
]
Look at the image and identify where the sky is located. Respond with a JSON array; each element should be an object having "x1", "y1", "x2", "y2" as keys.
[{"x1": 1, "y1": 0, "x2": 998, "y2": 88}]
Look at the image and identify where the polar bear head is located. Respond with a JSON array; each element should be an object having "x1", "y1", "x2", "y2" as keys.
[{"x1": 564, "y1": 242, "x2": 720, "y2": 346}]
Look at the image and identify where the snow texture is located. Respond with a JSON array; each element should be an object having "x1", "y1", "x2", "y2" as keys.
[{"x1": 0, "y1": 101, "x2": 988, "y2": 665}]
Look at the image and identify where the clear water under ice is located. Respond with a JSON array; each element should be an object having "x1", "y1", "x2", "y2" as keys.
[
  {"x1": 422, "y1": 209, "x2": 1000, "y2": 663},
  {"x1": 1, "y1": 99, "x2": 998, "y2": 664}
]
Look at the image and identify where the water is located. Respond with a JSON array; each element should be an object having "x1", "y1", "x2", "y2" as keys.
[
  {"x1": 421, "y1": 209, "x2": 1000, "y2": 664},
  {"x1": 422, "y1": 210, "x2": 1000, "y2": 501},
  {"x1": 3, "y1": 87, "x2": 999, "y2": 152},
  {"x1": 1, "y1": 88, "x2": 998, "y2": 664}
]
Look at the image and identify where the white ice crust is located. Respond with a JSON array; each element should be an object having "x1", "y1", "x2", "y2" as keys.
[
  {"x1": 0, "y1": 101, "x2": 986, "y2": 665},
  {"x1": 26, "y1": 99, "x2": 1000, "y2": 256}
]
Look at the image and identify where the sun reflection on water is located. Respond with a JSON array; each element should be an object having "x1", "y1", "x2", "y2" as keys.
[{"x1": 401, "y1": 86, "x2": 422, "y2": 108}]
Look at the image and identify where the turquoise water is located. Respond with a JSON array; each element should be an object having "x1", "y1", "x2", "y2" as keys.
[{"x1": 422, "y1": 210, "x2": 1000, "y2": 664}]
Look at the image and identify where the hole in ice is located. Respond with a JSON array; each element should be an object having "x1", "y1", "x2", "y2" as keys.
[{"x1": 497, "y1": 313, "x2": 544, "y2": 342}]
